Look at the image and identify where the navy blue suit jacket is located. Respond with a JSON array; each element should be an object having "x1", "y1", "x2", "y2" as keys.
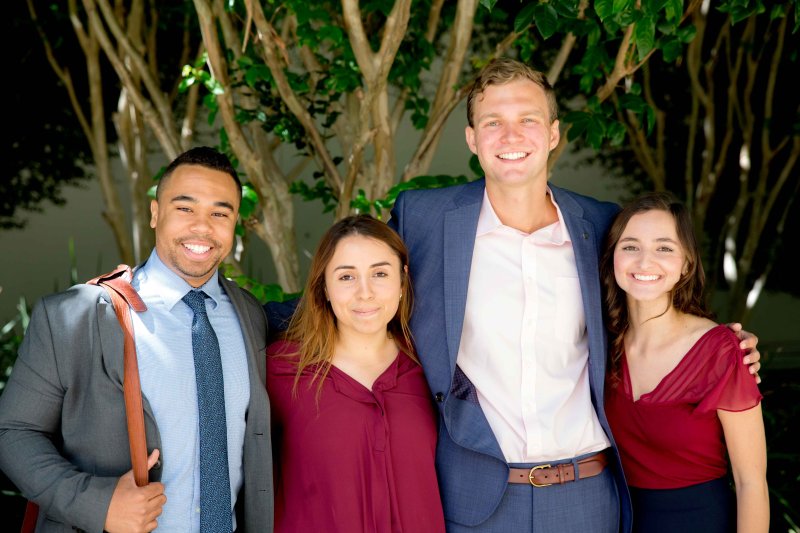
[{"x1": 389, "y1": 179, "x2": 632, "y2": 531}]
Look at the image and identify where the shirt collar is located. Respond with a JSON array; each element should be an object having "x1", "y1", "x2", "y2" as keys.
[
  {"x1": 135, "y1": 250, "x2": 224, "y2": 311},
  {"x1": 476, "y1": 188, "x2": 572, "y2": 245}
]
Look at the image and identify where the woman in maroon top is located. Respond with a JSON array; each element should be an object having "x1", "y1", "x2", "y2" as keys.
[
  {"x1": 600, "y1": 193, "x2": 768, "y2": 533},
  {"x1": 266, "y1": 215, "x2": 445, "y2": 533}
]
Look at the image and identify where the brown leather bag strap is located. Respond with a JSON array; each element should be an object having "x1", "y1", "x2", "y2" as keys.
[
  {"x1": 20, "y1": 265, "x2": 149, "y2": 532},
  {"x1": 87, "y1": 265, "x2": 149, "y2": 487}
]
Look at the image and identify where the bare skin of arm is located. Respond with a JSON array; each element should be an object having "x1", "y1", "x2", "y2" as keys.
[
  {"x1": 104, "y1": 449, "x2": 167, "y2": 533},
  {"x1": 718, "y1": 405, "x2": 769, "y2": 533}
]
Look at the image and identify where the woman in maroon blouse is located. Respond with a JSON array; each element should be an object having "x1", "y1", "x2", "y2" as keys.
[
  {"x1": 600, "y1": 193, "x2": 768, "y2": 533},
  {"x1": 266, "y1": 215, "x2": 445, "y2": 533}
]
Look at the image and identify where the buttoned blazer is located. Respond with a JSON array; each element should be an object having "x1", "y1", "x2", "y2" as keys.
[
  {"x1": 0, "y1": 271, "x2": 273, "y2": 533},
  {"x1": 389, "y1": 179, "x2": 632, "y2": 531}
]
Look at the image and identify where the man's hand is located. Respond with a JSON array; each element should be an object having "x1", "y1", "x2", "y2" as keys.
[
  {"x1": 728, "y1": 322, "x2": 761, "y2": 384},
  {"x1": 104, "y1": 449, "x2": 166, "y2": 533}
]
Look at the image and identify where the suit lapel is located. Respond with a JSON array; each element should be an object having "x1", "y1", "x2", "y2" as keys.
[
  {"x1": 551, "y1": 187, "x2": 608, "y2": 402},
  {"x1": 96, "y1": 288, "x2": 158, "y2": 424},
  {"x1": 220, "y1": 274, "x2": 266, "y2": 386},
  {"x1": 442, "y1": 182, "x2": 484, "y2": 373},
  {"x1": 97, "y1": 294, "x2": 125, "y2": 386}
]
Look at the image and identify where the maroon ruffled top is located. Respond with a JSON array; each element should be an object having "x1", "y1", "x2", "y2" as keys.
[{"x1": 605, "y1": 325, "x2": 762, "y2": 489}]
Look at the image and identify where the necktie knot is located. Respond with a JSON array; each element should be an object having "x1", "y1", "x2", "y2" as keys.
[{"x1": 183, "y1": 290, "x2": 208, "y2": 315}]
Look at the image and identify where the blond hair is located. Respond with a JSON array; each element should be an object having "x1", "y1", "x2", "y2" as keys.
[{"x1": 466, "y1": 57, "x2": 558, "y2": 127}]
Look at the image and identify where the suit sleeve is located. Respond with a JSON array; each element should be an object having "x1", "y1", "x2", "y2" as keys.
[
  {"x1": 0, "y1": 298, "x2": 117, "y2": 533},
  {"x1": 388, "y1": 191, "x2": 405, "y2": 236},
  {"x1": 264, "y1": 299, "x2": 299, "y2": 337}
]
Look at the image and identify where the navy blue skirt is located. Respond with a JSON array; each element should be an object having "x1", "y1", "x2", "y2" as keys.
[{"x1": 630, "y1": 476, "x2": 734, "y2": 533}]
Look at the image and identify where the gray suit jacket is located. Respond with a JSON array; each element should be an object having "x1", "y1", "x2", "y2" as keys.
[{"x1": 0, "y1": 271, "x2": 273, "y2": 532}]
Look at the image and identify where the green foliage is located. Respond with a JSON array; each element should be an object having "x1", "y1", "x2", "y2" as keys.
[
  {"x1": 290, "y1": 177, "x2": 338, "y2": 213},
  {"x1": 350, "y1": 174, "x2": 472, "y2": 218},
  {"x1": 563, "y1": 95, "x2": 634, "y2": 150},
  {"x1": 0, "y1": 299, "x2": 29, "y2": 392},
  {"x1": 717, "y1": 0, "x2": 768, "y2": 24},
  {"x1": 3, "y1": 2, "x2": 94, "y2": 230},
  {"x1": 220, "y1": 264, "x2": 301, "y2": 303}
]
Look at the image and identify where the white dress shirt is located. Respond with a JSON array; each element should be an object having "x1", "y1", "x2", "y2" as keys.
[{"x1": 457, "y1": 190, "x2": 610, "y2": 463}]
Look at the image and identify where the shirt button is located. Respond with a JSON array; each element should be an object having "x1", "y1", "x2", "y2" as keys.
[{"x1": 434, "y1": 392, "x2": 445, "y2": 403}]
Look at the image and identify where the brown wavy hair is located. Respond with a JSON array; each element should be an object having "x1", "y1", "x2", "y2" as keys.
[
  {"x1": 283, "y1": 215, "x2": 416, "y2": 396},
  {"x1": 466, "y1": 57, "x2": 559, "y2": 127},
  {"x1": 600, "y1": 192, "x2": 713, "y2": 385}
]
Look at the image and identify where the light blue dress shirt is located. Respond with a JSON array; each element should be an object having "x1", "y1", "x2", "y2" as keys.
[{"x1": 132, "y1": 251, "x2": 250, "y2": 532}]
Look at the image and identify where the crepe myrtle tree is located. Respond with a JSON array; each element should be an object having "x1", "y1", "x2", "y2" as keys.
[
  {"x1": 184, "y1": 0, "x2": 688, "y2": 290},
  {"x1": 542, "y1": 0, "x2": 799, "y2": 322},
  {"x1": 23, "y1": 0, "x2": 797, "y2": 307}
]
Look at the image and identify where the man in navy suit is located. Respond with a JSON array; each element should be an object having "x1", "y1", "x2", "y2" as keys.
[{"x1": 388, "y1": 58, "x2": 759, "y2": 532}]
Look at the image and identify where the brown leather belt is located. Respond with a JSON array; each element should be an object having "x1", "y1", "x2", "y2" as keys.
[{"x1": 508, "y1": 450, "x2": 609, "y2": 487}]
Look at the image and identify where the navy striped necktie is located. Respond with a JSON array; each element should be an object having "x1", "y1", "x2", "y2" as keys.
[{"x1": 182, "y1": 289, "x2": 232, "y2": 533}]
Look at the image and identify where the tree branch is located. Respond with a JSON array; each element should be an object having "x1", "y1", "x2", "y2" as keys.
[
  {"x1": 91, "y1": 0, "x2": 181, "y2": 153},
  {"x1": 248, "y1": 0, "x2": 343, "y2": 192}
]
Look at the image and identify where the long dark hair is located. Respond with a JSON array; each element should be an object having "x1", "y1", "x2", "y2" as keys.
[
  {"x1": 284, "y1": 215, "x2": 416, "y2": 395},
  {"x1": 600, "y1": 192, "x2": 713, "y2": 384}
]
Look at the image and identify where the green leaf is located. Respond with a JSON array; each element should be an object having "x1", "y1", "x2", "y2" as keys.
[
  {"x1": 221, "y1": 264, "x2": 300, "y2": 303},
  {"x1": 553, "y1": 1, "x2": 578, "y2": 18},
  {"x1": 239, "y1": 184, "x2": 259, "y2": 219},
  {"x1": 676, "y1": 24, "x2": 697, "y2": 43},
  {"x1": 514, "y1": 3, "x2": 536, "y2": 34},
  {"x1": 480, "y1": 0, "x2": 498, "y2": 11},
  {"x1": 586, "y1": 116, "x2": 605, "y2": 149},
  {"x1": 203, "y1": 93, "x2": 218, "y2": 125},
  {"x1": 619, "y1": 93, "x2": 647, "y2": 113},
  {"x1": 769, "y1": 4, "x2": 786, "y2": 21},
  {"x1": 244, "y1": 63, "x2": 272, "y2": 88},
  {"x1": 595, "y1": 0, "x2": 613, "y2": 22},
  {"x1": 534, "y1": 4, "x2": 559, "y2": 39},
  {"x1": 661, "y1": 38, "x2": 683, "y2": 63},
  {"x1": 613, "y1": 0, "x2": 634, "y2": 13},
  {"x1": 178, "y1": 76, "x2": 195, "y2": 93},
  {"x1": 317, "y1": 25, "x2": 344, "y2": 45},
  {"x1": 657, "y1": 19, "x2": 678, "y2": 35},
  {"x1": 350, "y1": 189, "x2": 372, "y2": 214},
  {"x1": 664, "y1": 0, "x2": 682, "y2": 21},
  {"x1": 607, "y1": 121, "x2": 627, "y2": 146},
  {"x1": 615, "y1": 7, "x2": 640, "y2": 27},
  {"x1": 290, "y1": 178, "x2": 337, "y2": 212},
  {"x1": 564, "y1": 111, "x2": 591, "y2": 141},
  {"x1": 643, "y1": 0, "x2": 668, "y2": 12},
  {"x1": 635, "y1": 15, "x2": 656, "y2": 61}
]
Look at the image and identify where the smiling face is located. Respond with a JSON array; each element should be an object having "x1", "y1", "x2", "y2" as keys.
[
  {"x1": 613, "y1": 209, "x2": 688, "y2": 306},
  {"x1": 324, "y1": 235, "x2": 404, "y2": 341},
  {"x1": 465, "y1": 79, "x2": 560, "y2": 190},
  {"x1": 150, "y1": 164, "x2": 240, "y2": 287}
]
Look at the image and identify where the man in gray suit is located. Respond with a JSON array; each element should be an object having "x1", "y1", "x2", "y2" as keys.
[{"x1": 0, "y1": 147, "x2": 273, "y2": 532}]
